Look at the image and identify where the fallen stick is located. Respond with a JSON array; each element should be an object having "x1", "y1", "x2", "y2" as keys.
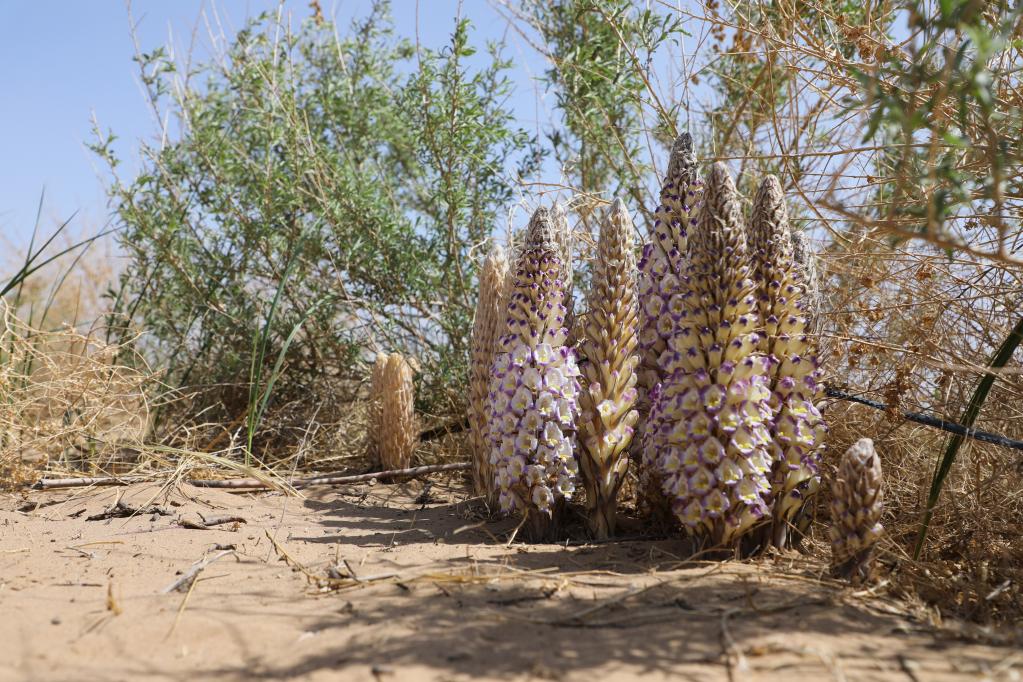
[
  {"x1": 162, "y1": 550, "x2": 235, "y2": 594},
  {"x1": 32, "y1": 476, "x2": 147, "y2": 489},
  {"x1": 33, "y1": 462, "x2": 471, "y2": 491},
  {"x1": 187, "y1": 462, "x2": 471, "y2": 489}
]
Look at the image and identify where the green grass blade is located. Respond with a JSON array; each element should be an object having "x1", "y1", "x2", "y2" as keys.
[
  {"x1": 914, "y1": 315, "x2": 1023, "y2": 558},
  {"x1": 245, "y1": 237, "x2": 306, "y2": 464},
  {"x1": 252, "y1": 294, "x2": 332, "y2": 436},
  {"x1": 1, "y1": 222, "x2": 116, "y2": 299}
]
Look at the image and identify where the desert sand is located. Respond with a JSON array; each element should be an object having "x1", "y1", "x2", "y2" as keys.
[{"x1": 1, "y1": 478, "x2": 1018, "y2": 681}]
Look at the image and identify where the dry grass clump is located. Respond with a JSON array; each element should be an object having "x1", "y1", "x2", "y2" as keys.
[
  {"x1": 819, "y1": 234, "x2": 1023, "y2": 623},
  {"x1": 0, "y1": 300, "x2": 156, "y2": 489}
]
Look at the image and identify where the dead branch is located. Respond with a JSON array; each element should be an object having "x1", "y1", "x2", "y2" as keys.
[
  {"x1": 31, "y1": 461, "x2": 471, "y2": 491},
  {"x1": 161, "y1": 549, "x2": 235, "y2": 594}
]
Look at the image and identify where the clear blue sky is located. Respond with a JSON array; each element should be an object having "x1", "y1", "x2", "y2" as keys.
[{"x1": 0, "y1": 0, "x2": 551, "y2": 249}]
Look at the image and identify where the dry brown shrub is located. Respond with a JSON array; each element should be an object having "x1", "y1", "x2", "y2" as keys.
[{"x1": 818, "y1": 236, "x2": 1023, "y2": 623}]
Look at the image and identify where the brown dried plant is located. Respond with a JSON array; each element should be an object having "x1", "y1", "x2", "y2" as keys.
[
  {"x1": 375, "y1": 352, "x2": 418, "y2": 471},
  {"x1": 469, "y1": 245, "x2": 511, "y2": 503}
]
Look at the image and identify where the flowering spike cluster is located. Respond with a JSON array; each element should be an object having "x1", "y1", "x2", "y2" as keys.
[
  {"x1": 578, "y1": 199, "x2": 640, "y2": 539},
  {"x1": 641, "y1": 163, "x2": 777, "y2": 546},
  {"x1": 377, "y1": 352, "x2": 418, "y2": 470},
  {"x1": 485, "y1": 207, "x2": 581, "y2": 536},
  {"x1": 829, "y1": 438, "x2": 884, "y2": 581},
  {"x1": 635, "y1": 133, "x2": 703, "y2": 516},
  {"x1": 469, "y1": 244, "x2": 511, "y2": 503},
  {"x1": 749, "y1": 177, "x2": 826, "y2": 546}
]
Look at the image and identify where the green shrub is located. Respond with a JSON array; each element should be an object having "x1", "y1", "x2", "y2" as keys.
[{"x1": 93, "y1": 3, "x2": 542, "y2": 431}]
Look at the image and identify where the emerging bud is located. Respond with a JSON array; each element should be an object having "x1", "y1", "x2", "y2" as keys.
[
  {"x1": 551, "y1": 202, "x2": 576, "y2": 342},
  {"x1": 578, "y1": 199, "x2": 640, "y2": 539},
  {"x1": 829, "y1": 438, "x2": 884, "y2": 582},
  {"x1": 790, "y1": 229, "x2": 825, "y2": 351}
]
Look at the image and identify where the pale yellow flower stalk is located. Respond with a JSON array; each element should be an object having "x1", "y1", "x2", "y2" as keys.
[
  {"x1": 469, "y1": 244, "x2": 511, "y2": 503},
  {"x1": 637, "y1": 133, "x2": 702, "y2": 406},
  {"x1": 641, "y1": 162, "x2": 775, "y2": 547},
  {"x1": 749, "y1": 176, "x2": 827, "y2": 548},
  {"x1": 830, "y1": 438, "x2": 884, "y2": 582},
  {"x1": 378, "y1": 352, "x2": 418, "y2": 470},
  {"x1": 578, "y1": 198, "x2": 640, "y2": 539}
]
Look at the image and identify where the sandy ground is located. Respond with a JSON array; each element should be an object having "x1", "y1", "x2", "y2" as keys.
[{"x1": 1, "y1": 477, "x2": 1019, "y2": 682}]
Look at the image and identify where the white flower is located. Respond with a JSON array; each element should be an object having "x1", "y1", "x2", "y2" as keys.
[
  {"x1": 702, "y1": 490, "x2": 729, "y2": 517},
  {"x1": 688, "y1": 466, "x2": 715, "y2": 496},
  {"x1": 499, "y1": 371, "x2": 519, "y2": 395},
  {"x1": 521, "y1": 409, "x2": 543, "y2": 432},
  {"x1": 511, "y1": 386, "x2": 534, "y2": 414},
  {"x1": 501, "y1": 412, "x2": 518, "y2": 435},
  {"x1": 736, "y1": 478, "x2": 760, "y2": 504},
  {"x1": 681, "y1": 499, "x2": 703, "y2": 527},
  {"x1": 522, "y1": 366, "x2": 543, "y2": 391},
  {"x1": 541, "y1": 422, "x2": 563, "y2": 447},
  {"x1": 499, "y1": 490, "x2": 518, "y2": 513},
  {"x1": 698, "y1": 437, "x2": 725, "y2": 466},
  {"x1": 531, "y1": 484, "x2": 554, "y2": 512},
  {"x1": 662, "y1": 448, "x2": 682, "y2": 473},
  {"x1": 556, "y1": 399, "x2": 574, "y2": 425},
  {"x1": 545, "y1": 367, "x2": 566, "y2": 392},
  {"x1": 510, "y1": 344, "x2": 531, "y2": 367},
  {"x1": 515, "y1": 431, "x2": 538, "y2": 454},
  {"x1": 555, "y1": 437, "x2": 573, "y2": 461},
  {"x1": 681, "y1": 444, "x2": 701, "y2": 472},
  {"x1": 533, "y1": 343, "x2": 554, "y2": 365},
  {"x1": 716, "y1": 458, "x2": 743, "y2": 486},
  {"x1": 506, "y1": 455, "x2": 526, "y2": 479},
  {"x1": 536, "y1": 390, "x2": 556, "y2": 417},
  {"x1": 524, "y1": 465, "x2": 545, "y2": 486},
  {"x1": 492, "y1": 353, "x2": 512, "y2": 376}
]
